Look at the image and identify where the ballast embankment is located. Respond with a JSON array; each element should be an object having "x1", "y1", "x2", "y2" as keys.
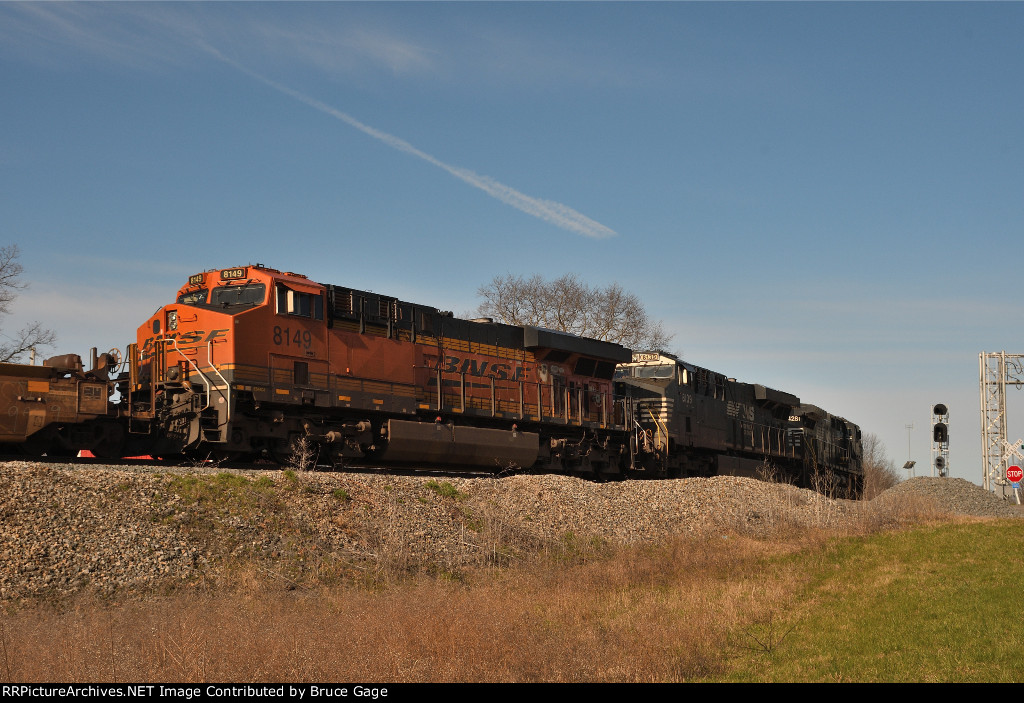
[{"x1": 0, "y1": 463, "x2": 1018, "y2": 602}]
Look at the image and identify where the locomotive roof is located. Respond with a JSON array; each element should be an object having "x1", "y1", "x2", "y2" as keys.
[
  {"x1": 523, "y1": 326, "x2": 631, "y2": 363},
  {"x1": 184, "y1": 265, "x2": 631, "y2": 363}
]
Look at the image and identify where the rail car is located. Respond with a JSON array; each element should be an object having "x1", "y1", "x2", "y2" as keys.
[
  {"x1": 0, "y1": 351, "x2": 122, "y2": 456},
  {"x1": 110, "y1": 264, "x2": 862, "y2": 495}
]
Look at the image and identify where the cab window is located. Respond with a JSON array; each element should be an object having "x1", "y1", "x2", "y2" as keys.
[
  {"x1": 177, "y1": 288, "x2": 209, "y2": 306},
  {"x1": 277, "y1": 284, "x2": 324, "y2": 320},
  {"x1": 634, "y1": 364, "x2": 675, "y2": 379},
  {"x1": 210, "y1": 283, "x2": 266, "y2": 309}
]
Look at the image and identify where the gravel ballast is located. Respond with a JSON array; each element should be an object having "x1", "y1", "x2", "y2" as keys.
[{"x1": 0, "y1": 462, "x2": 1019, "y2": 602}]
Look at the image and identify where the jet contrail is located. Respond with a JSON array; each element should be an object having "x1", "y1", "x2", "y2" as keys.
[{"x1": 205, "y1": 45, "x2": 618, "y2": 239}]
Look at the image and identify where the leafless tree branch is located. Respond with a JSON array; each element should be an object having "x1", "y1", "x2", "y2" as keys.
[
  {"x1": 476, "y1": 273, "x2": 674, "y2": 351},
  {"x1": 861, "y1": 432, "x2": 901, "y2": 500},
  {"x1": 0, "y1": 245, "x2": 56, "y2": 363}
]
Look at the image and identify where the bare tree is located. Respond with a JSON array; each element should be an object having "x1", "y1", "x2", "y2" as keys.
[
  {"x1": 861, "y1": 432, "x2": 901, "y2": 500},
  {"x1": 0, "y1": 245, "x2": 56, "y2": 363},
  {"x1": 476, "y1": 273, "x2": 674, "y2": 350}
]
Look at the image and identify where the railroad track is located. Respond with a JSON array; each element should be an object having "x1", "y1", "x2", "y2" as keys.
[{"x1": 0, "y1": 452, "x2": 535, "y2": 480}]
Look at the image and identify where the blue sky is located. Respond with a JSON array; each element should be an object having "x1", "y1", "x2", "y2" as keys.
[{"x1": 2, "y1": 2, "x2": 1023, "y2": 485}]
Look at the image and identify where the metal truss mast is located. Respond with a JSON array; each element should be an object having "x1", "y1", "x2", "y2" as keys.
[{"x1": 979, "y1": 352, "x2": 1024, "y2": 492}]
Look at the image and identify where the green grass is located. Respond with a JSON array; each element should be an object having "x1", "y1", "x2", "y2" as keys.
[
  {"x1": 167, "y1": 472, "x2": 273, "y2": 502},
  {"x1": 720, "y1": 520, "x2": 1024, "y2": 682},
  {"x1": 159, "y1": 471, "x2": 282, "y2": 526},
  {"x1": 424, "y1": 480, "x2": 467, "y2": 501}
]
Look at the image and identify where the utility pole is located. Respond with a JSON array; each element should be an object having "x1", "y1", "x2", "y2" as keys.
[{"x1": 905, "y1": 423, "x2": 915, "y2": 477}]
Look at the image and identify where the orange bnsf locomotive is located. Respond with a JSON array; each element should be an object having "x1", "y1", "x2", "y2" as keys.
[{"x1": 122, "y1": 264, "x2": 633, "y2": 473}]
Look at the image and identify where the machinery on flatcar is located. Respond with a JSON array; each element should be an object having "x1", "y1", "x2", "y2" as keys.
[
  {"x1": 122, "y1": 264, "x2": 632, "y2": 473},
  {"x1": 0, "y1": 351, "x2": 122, "y2": 456}
]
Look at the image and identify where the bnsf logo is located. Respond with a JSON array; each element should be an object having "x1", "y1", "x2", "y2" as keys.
[
  {"x1": 441, "y1": 355, "x2": 528, "y2": 381},
  {"x1": 141, "y1": 329, "x2": 229, "y2": 359}
]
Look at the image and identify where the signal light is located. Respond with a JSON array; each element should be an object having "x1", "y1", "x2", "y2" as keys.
[{"x1": 933, "y1": 423, "x2": 948, "y2": 444}]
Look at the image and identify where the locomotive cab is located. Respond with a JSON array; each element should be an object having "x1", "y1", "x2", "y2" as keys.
[
  {"x1": 786, "y1": 405, "x2": 864, "y2": 496},
  {"x1": 615, "y1": 352, "x2": 695, "y2": 476},
  {"x1": 128, "y1": 267, "x2": 263, "y2": 456},
  {"x1": 616, "y1": 351, "x2": 805, "y2": 480}
]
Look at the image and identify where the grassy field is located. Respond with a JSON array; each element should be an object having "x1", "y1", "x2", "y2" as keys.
[
  {"x1": 1, "y1": 513, "x2": 1021, "y2": 683},
  {"x1": 723, "y1": 520, "x2": 1024, "y2": 682}
]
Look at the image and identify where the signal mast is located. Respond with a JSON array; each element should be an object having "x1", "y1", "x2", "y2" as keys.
[{"x1": 931, "y1": 404, "x2": 949, "y2": 477}]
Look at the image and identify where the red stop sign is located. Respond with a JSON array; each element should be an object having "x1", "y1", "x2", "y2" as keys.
[{"x1": 1008, "y1": 466, "x2": 1023, "y2": 483}]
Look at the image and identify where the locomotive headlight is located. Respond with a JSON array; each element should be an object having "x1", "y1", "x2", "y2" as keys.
[{"x1": 168, "y1": 310, "x2": 178, "y2": 331}]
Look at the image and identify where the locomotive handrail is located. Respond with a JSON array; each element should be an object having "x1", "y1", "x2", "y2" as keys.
[
  {"x1": 429, "y1": 364, "x2": 612, "y2": 428},
  {"x1": 167, "y1": 338, "x2": 214, "y2": 416},
  {"x1": 646, "y1": 407, "x2": 669, "y2": 455},
  {"x1": 749, "y1": 422, "x2": 793, "y2": 458},
  {"x1": 206, "y1": 340, "x2": 231, "y2": 427}
]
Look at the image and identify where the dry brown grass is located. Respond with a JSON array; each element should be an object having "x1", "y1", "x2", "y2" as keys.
[
  {"x1": 849, "y1": 491, "x2": 953, "y2": 533},
  {"x1": 0, "y1": 532, "x2": 815, "y2": 683},
  {"x1": 0, "y1": 489, "x2": 956, "y2": 683}
]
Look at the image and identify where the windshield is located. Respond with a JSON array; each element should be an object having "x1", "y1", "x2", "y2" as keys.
[
  {"x1": 177, "y1": 288, "x2": 208, "y2": 306},
  {"x1": 632, "y1": 364, "x2": 676, "y2": 379},
  {"x1": 616, "y1": 364, "x2": 676, "y2": 380},
  {"x1": 210, "y1": 283, "x2": 266, "y2": 309}
]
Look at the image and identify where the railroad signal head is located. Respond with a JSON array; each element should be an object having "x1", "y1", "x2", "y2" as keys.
[
  {"x1": 933, "y1": 422, "x2": 948, "y2": 443},
  {"x1": 933, "y1": 403, "x2": 947, "y2": 416}
]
